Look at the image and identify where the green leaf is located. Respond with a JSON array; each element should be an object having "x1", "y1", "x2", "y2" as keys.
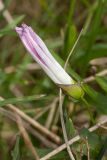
[
  {"x1": 80, "y1": 127, "x2": 90, "y2": 138},
  {"x1": 0, "y1": 70, "x2": 7, "y2": 84},
  {"x1": 67, "y1": 0, "x2": 76, "y2": 25},
  {"x1": 11, "y1": 135, "x2": 20, "y2": 160},
  {"x1": 83, "y1": 84, "x2": 107, "y2": 114},
  {"x1": 63, "y1": 25, "x2": 77, "y2": 58},
  {"x1": 37, "y1": 148, "x2": 69, "y2": 160},
  {"x1": 63, "y1": 0, "x2": 77, "y2": 58},
  {"x1": 72, "y1": 44, "x2": 107, "y2": 65},
  {"x1": 7, "y1": 15, "x2": 25, "y2": 29},
  {"x1": 71, "y1": 0, "x2": 106, "y2": 72},
  {"x1": 0, "y1": 15, "x2": 25, "y2": 37},
  {"x1": 66, "y1": 117, "x2": 76, "y2": 138},
  {"x1": 64, "y1": 107, "x2": 76, "y2": 138},
  {"x1": 52, "y1": 51, "x2": 82, "y2": 81},
  {"x1": 81, "y1": 0, "x2": 90, "y2": 7},
  {"x1": 80, "y1": 128, "x2": 100, "y2": 151},
  {"x1": 84, "y1": 0, "x2": 105, "y2": 64},
  {"x1": 96, "y1": 137, "x2": 107, "y2": 160},
  {"x1": 0, "y1": 94, "x2": 45, "y2": 107},
  {"x1": 89, "y1": 44, "x2": 107, "y2": 60},
  {"x1": 95, "y1": 76, "x2": 107, "y2": 93}
]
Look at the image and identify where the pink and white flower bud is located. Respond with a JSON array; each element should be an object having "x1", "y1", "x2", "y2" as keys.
[{"x1": 15, "y1": 24, "x2": 74, "y2": 85}]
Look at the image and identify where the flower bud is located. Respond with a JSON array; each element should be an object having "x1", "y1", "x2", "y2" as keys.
[{"x1": 16, "y1": 24, "x2": 84, "y2": 99}]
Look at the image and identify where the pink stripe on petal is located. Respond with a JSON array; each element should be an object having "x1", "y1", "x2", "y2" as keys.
[
  {"x1": 24, "y1": 36, "x2": 48, "y2": 67},
  {"x1": 18, "y1": 29, "x2": 61, "y2": 83},
  {"x1": 21, "y1": 25, "x2": 58, "y2": 67},
  {"x1": 16, "y1": 24, "x2": 73, "y2": 85},
  {"x1": 22, "y1": 27, "x2": 72, "y2": 84},
  {"x1": 27, "y1": 26, "x2": 57, "y2": 63},
  {"x1": 16, "y1": 26, "x2": 48, "y2": 67}
]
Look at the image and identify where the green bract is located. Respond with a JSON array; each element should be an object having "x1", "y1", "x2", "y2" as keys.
[{"x1": 59, "y1": 83, "x2": 84, "y2": 100}]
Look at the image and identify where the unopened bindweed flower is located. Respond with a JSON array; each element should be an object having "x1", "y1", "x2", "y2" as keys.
[{"x1": 15, "y1": 24, "x2": 84, "y2": 99}]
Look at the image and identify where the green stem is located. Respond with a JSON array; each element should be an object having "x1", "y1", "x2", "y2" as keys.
[{"x1": 81, "y1": 97, "x2": 95, "y2": 124}]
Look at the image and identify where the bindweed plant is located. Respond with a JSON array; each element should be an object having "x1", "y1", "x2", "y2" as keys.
[
  {"x1": 0, "y1": 0, "x2": 107, "y2": 160},
  {"x1": 15, "y1": 24, "x2": 84, "y2": 100}
]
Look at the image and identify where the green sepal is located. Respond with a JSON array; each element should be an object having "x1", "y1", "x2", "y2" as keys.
[{"x1": 58, "y1": 82, "x2": 84, "y2": 100}]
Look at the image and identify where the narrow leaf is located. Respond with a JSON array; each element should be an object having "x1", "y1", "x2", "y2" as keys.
[
  {"x1": 11, "y1": 135, "x2": 20, "y2": 160},
  {"x1": 96, "y1": 137, "x2": 107, "y2": 160},
  {"x1": 83, "y1": 84, "x2": 107, "y2": 114},
  {"x1": 95, "y1": 76, "x2": 107, "y2": 93},
  {"x1": 0, "y1": 94, "x2": 45, "y2": 107}
]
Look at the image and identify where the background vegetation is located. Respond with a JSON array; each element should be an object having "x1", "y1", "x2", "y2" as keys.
[{"x1": 0, "y1": 0, "x2": 107, "y2": 159}]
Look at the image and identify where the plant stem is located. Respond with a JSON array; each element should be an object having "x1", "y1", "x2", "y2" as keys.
[
  {"x1": 82, "y1": 97, "x2": 95, "y2": 124},
  {"x1": 59, "y1": 89, "x2": 75, "y2": 160}
]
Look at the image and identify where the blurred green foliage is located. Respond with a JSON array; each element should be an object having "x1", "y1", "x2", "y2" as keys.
[{"x1": 0, "y1": 0, "x2": 107, "y2": 159}]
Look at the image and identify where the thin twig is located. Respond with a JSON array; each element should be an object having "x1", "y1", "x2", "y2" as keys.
[
  {"x1": 84, "y1": 69, "x2": 107, "y2": 83},
  {"x1": 80, "y1": 138, "x2": 90, "y2": 160},
  {"x1": 100, "y1": 125, "x2": 107, "y2": 130},
  {"x1": 45, "y1": 105, "x2": 56, "y2": 129},
  {"x1": 58, "y1": 29, "x2": 84, "y2": 159},
  {"x1": 64, "y1": 29, "x2": 84, "y2": 70},
  {"x1": 4, "y1": 63, "x2": 41, "y2": 74},
  {"x1": 16, "y1": 114, "x2": 40, "y2": 160},
  {"x1": 40, "y1": 117, "x2": 107, "y2": 160},
  {"x1": 0, "y1": 0, "x2": 14, "y2": 24},
  {"x1": 52, "y1": 107, "x2": 60, "y2": 126},
  {"x1": 59, "y1": 89, "x2": 75, "y2": 160},
  {"x1": 0, "y1": 96, "x2": 61, "y2": 144},
  {"x1": 45, "y1": 98, "x2": 58, "y2": 129},
  {"x1": 0, "y1": 0, "x2": 4, "y2": 11},
  {"x1": 85, "y1": 138, "x2": 90, "y2": 160},
  {"x1": 34, "y1": 105, "x2": 51, "y2": 120},
  {"x1": 34, "y1": 98, "x2": 58, "y2": 121},
  {"x1": 0, "y1": 107, "x2": 57, "y2": 148}
]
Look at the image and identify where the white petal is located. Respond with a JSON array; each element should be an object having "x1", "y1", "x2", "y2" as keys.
[
  {"x1": 16, "y1": 25, "x2": 74, "y2": 85},
  {"x1": 16, "y1": 29, "x2": 61, "y2": 83},
  {"x1": 25, "y1": 28, "x2": 73, "y2": 85}
]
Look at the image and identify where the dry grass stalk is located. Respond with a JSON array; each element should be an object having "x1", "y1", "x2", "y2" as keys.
[
  {"x1": 52, "y1": 107, "x2": 60, "y2": 126},
  {"x1": 16, "y1": 114, "x2": 40, "y2": 160},
  {"x1": 84, "y1": 69, "x2": 107, "y2": 83},
  {"x1": 0, "y1": 107, "x2": 57, "y2": 148},
  {"x1": 34, "y1": 102, "x2": 56, "y2": 120},
  {"x1": 85, "y1": 138, "x2": 90, "y2": 160},
  {"x1": 45, "y1": 98, "x2": 58, "y2": 129},
  {"x1": 4, "y1": 63, "x2": 41, "y2": 74},
  {"x1": 59, "y1": 89, "x2": 75, "y2": 160},
  {"x1": 57, "y1": 28, "x2": 84, "y2": 160},
  {"x1": 40, "y1": 117, "x2": 107, "y2": 160},
  {"x1": 0, "y1": 0, "x2": 14, "y2": 24},
  {"x1": 0, "y1": 96, "x2": 61, "y2": 144}
]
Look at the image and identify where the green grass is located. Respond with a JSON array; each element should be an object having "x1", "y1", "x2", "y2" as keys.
[{"x1": 0, "y1": 0, "x2": 107, "y2": 159}]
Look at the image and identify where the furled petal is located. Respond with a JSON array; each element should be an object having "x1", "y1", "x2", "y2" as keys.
[
  {"x1": 16, "y1": 27, "x2": 61, "y2": 84},
  {"x1": 15, "y1": 24, "x2": 74, "y2": 85}
]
